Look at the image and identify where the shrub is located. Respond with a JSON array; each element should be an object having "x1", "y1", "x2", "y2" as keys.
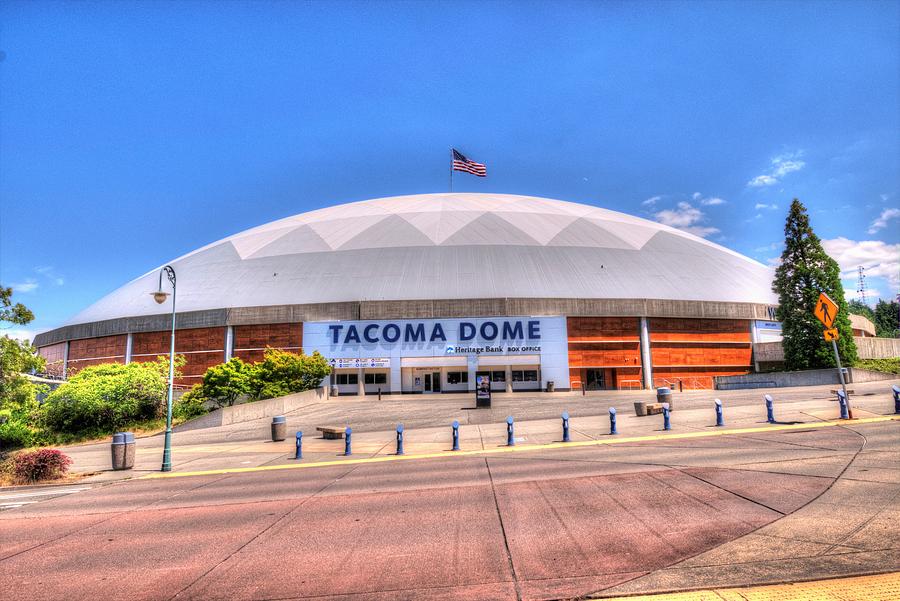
[
  {"x1": 196, "y1": 358, "x2": 253, "y2": 407},
  {"x1": 8, "y1": 448, "x2": 72, "y2": 483},
  {"x1": 173, "y1": 386, "x2": 210, "y2": 420},
  {"x1": 0, "y1": 417, "x2": 42, "y2": 449},
  {"x1": 249, "y1": 349, "x2": 331, "y2": 400},
  {"x1": 42, "y1": 356, "x2": 181, "y2": 437}
]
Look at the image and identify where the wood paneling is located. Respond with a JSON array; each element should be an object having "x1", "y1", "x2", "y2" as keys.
[
  {"x1": 650, "y1": 343, "x2": 752, "y2": 367},
  {"x1": 568, "y1": 317, "x2": 640, "y2": 341},
  {"x1": 567, "y1": 318, "x2": 642, "y2": 389},
  {"x1": 68, "y1": 335, "x2": 126, "y2": 361},
  {"x1": 233, "y1": 323, "x2": 302, "y2": 352},
  {"x1": 38, "y1": 342, "x2": 67, "y2": 377},
  {"x1": 131, "y1": 327, "x2": 226, "y2": 382},
  {"x1": 649, "y1": 318, "x2": 750, "y2": 342}
]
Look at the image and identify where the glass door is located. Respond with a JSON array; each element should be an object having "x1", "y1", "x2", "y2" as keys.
[
  {"x1": 431, "y1": 372, "x2": 441, "y2": 392},
  {"x1": 424, "y1": 373, "x2": 432, "y2": 392}
]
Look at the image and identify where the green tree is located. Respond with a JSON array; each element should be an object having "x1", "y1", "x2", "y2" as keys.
[
  {"x1": 772, "y1": 199, "x2": 858, "y2": 370},
  {"x1": 0, "y1": 285, "x2": 35, "y2": 325},
  {"x1": 873, "y1": 299, "x2": 899, "y2": 338},
  {"x1": 249, "y1": 348, "x2": 331, "y2": 400},
  {"x1": 193, "y1": 357, "x2": 253, "y2": 408},
  {"x1": 847, "y1": 299, "x2": 875, "y2": 322},
  {"x1": 0, "y1": 286, "x2": 46, "y2": 448}
]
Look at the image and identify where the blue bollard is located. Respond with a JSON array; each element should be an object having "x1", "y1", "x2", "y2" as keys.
[
  {"x1": 765, "y1": 394, "x2": 775, "y2": 423},
  {"x1": 609, "y1": 407, "x2": 617, "y2": 435},
  {"x1": 344, "y1": 427, "x2": 352, "y2": 456},
  {"x1": 294, "y1": 431, "x2": 303, "y2": 460},
  {"x1": 507, "y1": 416, "x2": 515, "y2": 446},
  {"x1": 451, "y1": 420, "x2": 460, "y2": 450},
  {"x1": 837, "y1": 390, "x2": 849, "y2": 420},
  {"x1": 715, "y1": 399, "x2": 724, "y2": 427},
  {"x1": 663, "y1": 403, "x2": 671, "y2": 430},
  {"x1": 893, "y1": 385, "x2": 900, "y2": 415},
  {"x1": 396, "y1": 424, "x2": 404, "y2": 455},
  {"x1": 562, "y1": 412, "x2": 570, "y2": 442}
]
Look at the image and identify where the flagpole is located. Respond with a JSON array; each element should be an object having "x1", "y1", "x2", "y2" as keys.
[{"x1": 449, "y1": 147, "x2": 453, "y2": 192}]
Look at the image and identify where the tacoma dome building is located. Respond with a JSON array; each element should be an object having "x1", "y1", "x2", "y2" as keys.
[{"x1": 34, "y1": 194, "x2": 780, "y2": 393}]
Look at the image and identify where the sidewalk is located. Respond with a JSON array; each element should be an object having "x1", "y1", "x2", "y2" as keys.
[{"x1": 62, "y1": 382, "x2": 900, "y2": 482}]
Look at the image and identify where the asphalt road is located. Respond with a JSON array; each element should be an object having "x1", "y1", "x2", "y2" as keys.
[{"x1": 1, "y1": 413, "x2": 898, "y2": 601}]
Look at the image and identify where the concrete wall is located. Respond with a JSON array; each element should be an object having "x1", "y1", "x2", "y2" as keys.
[
  {"x1": 715, "y1": 368, "x2": 898, "y2": 390},
  {"x1": 176, "y1": 387, "x2": 327, "y2": 431},
  {"x1": 855, "y1": 337, "x2": 900, "y2": 359}
]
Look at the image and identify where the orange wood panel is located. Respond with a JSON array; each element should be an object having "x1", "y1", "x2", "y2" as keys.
[
  {"x1": 567, "y1": 317, "x2": 640, "y2": 341},
  {"x1": 650, "y1": 343, "x2": 752, "y2": 367},
  {"x1": 68, "y1": 335, "x2": 127, "y2": 361},
  {"x1": 648, "y1": 318, "x2": 751, "y2": 342},
  {"x1": 131, "y1": 327, "x2": 226, "y2": 356},
  {"x1": 568, "y1": 342, "x2": 642, "y2": 368},
  {"x1": 233, "y1": 323, "x2": 302, "y2": 352}
]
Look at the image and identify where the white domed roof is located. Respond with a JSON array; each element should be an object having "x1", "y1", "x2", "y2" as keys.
[{"x1": 66, "y1": 193, "x2": 775, "y2": 325}]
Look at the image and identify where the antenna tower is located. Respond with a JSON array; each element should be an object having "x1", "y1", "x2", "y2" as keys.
[{"x1": 856, "y1": 265, "x2": 868, "y2": 305}]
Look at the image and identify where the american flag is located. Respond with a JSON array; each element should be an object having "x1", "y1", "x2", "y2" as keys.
[{"x1": 452, "y1": 149, "x2": 487, "y2": 177}]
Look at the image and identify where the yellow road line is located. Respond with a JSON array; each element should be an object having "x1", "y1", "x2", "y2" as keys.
[
  {"x1": 596, "y1": 571, "x2": 900, "y2": 600},
  {"x1": 141, "y1": 414, "x2": 900, "y2": 479}
]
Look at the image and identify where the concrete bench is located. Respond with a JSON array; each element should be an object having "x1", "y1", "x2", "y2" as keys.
[
  {"x1": 645, "y1": 403, "x2": 669, "y2": 415},
  {"x1": 316, "y1": 426, "x2": 346, "y2": 440},
  {"x1": 830, "y1": 389, "x2": 855, "y2": 395}
]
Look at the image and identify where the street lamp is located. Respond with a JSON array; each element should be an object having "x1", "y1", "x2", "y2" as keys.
[{"x1": 151, "y1": 265, "x2": 176, "y2": 472}]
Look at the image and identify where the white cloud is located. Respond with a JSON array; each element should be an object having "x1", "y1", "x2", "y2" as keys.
[
  {"x1": 654, "y1": 202, "x2": 720, "y2": 238},
  {"x1": 692, "y1": 192, "x2": 702, "y2": 200},
  {"x1": 642, "y1": 196, "x2": 661, "y2": 207},
  {"x1": 701, "y1": 197, "x2": 726, "y2": 206},
  {"x1": 867, "y1": 208, "x2": 900, "y2": 234},
  {"x1": 34, "y1": 266, "x2": 65, "y2": 286},
  {"x1": 754, "y1": 203, "x2": 778, "y2": 210},
  {"x1": 1, "y1": 328, "x2": 34, "y2": 343},
  {"x1": 748, "y1": 175, "x2": 778, "y2": 187},
  {"x1": 747, "y1": 150, "x2": 806, "y2": 188},
  {"x1": 822, "y1": 237, "x2": 900, "y2": 292},
  {"x1": 11, "y1": 279, "x2": 38, "y2": 293}
]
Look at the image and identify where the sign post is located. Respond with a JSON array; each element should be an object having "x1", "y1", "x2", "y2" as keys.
[{"x1": 814, "y1": 292, "x2": 851, "y2": 418}]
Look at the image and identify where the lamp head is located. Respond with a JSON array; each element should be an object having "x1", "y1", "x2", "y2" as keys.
[{"x1": 152, "y1": 291, "x2": 170, "y2": 304}]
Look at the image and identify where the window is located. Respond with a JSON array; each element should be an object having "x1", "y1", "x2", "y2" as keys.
[
  {"x1": 334, "y1": 373, "x2": 358, "y2": 385},
  {"x1": 364, "y1": 373, "x2": 387, "y2": 385},
  {"x1": 524, "y1": 370, "x2": 538, "y2": 382},
  {"x1": 447, "y1": 371, "x2": 468, "y2": 384},
  {"x1": 511, "y1": 371, "x2": 523, "y2": 382},
  {"x1": 491, "y1": 371, "x2": 505, "y2": 382}
]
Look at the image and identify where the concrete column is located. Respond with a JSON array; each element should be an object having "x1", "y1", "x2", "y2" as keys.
[
  {"x1": 390, "y1": 362, "x2": 402, "y2": 393},
  {"x1": 125, "y1": 333, "x2": 133, "y2": 364},
  {"x1": 224, "y1": 325, "x2": 234, "y2": 362},
  {"x1": 640, "y1": 317, "x2": 653, "y2": 390},
  {"x1": 357, "y1": 367, "x2": 365, "y2": 396},
  {"x1": 750, "y1": 320, "x2": 759, "y2": 373},
  {"x1": 467, "y1": 356, "x2": 477, "y2": 392},
  {"x1": 505, "y1": 365, "x2": 513, "y2": 393},
  {"x1": 62, "y1": 340, "x2": 69, "y2": 379}
]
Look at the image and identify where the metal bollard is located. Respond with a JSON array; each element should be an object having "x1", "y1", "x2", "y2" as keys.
[
  {"x1": 378, "y1": 387, "x2": 382, "y2": 401},
  {"x1": 344, "y1": 427, "x2": 352, "y2": 456},
  {"x1": 892, "y1": 385, "x2": 900, "y2": 415},
  {"x1": 837, "y1": 390, "x2": 849, "y2": 420},
  {"x1": 396, "y1": 424, "x2": 404, "y2": 455},
  {"x1": 663, "y1": 403, "x2": 671, "y2": 430},
  {"x1": 765, "y1": 394, "x2": 775, "y2": 423},
  {"x1": 294, "y1": 431, "x2": 303, "y2": 460},
  {"x1": 452, "y1": 420, "x2": 460, "y2": 451},
  {"x1": 582, "y1": 382, "x2": 586, "y2": 396},
  {"x1": 507, "y1": 416, "x2": 515, "y2": 446},
  {"x1": 715, "y1": 399, "x2": 724, "y2": 427},
  {"x1": 562, "y1": 412, "x2": 570, "y2": 442},
  {"x1": 609, "y1": 407, "x2": 617, "y2": 435}
]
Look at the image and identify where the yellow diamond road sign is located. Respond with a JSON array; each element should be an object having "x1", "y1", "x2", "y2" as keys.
[
  {"x1": 814, "y1": 292, "x2": 838, "y2": 328},
  {"x1": 823, "y1": 328, "x2": 840, "y2": 341}
]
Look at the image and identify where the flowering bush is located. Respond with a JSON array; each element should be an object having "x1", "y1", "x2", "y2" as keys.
[{"x1": 9, "y1": 448, "x2": 72, "y2": 483}]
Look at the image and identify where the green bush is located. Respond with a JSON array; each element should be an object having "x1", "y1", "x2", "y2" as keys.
[
  {"x1": 0, "y1": 417, "x2": 47, "y2": 450},
  {"x1": 854, "y1": 357, "x2": 900, "y2": 375},
  {"x1": 42, "y1": 357, "x2": 180, "y2": 437},
  {"x1": 173, "y1": 386, "x2": 210, "y2": 420},
  {"x1": 197, "y1": 358, "x2": 253, "y2": 407},
  {"x1": 249, "y1": 349, "x2": 331, "y2": 400}
]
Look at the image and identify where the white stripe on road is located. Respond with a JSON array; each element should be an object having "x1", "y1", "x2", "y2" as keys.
[{"x1": 0, "y1": 486, "x2": 91, "y2": 500}]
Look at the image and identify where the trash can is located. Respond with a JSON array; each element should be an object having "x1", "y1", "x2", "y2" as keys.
[
  {"x1": 657, "y1": 387, "x2": 673, "y2": 410},
  {"x1": 633, "y1": 401, "x2": 647, "y2": 416},
  {"x1": 330, "y1": 385, "x2": 339, "y2": 397},
  {"x1": 111, "y1": 431, "x2": 135, "y2": 470},
  {"x1": 546, "y1": 381, "x2": 555, "y2": 393},
  {"x1": 271, "y1": 416, "x2": 287, "y2": 442}
]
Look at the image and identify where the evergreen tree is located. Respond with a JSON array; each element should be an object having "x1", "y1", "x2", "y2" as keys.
[
  {"x1": 873, "y1": 299, "x2": 899, "y2": 338},
  {"x1": 772, "y1": 199, "x2": 858, "y2": 370},
  {"x1": 847, "y1": 299, "x2": 874, "y2": 322}
]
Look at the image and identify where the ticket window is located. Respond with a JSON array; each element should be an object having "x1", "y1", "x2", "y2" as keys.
[
  {"x1": 363, "y1": 371, "x2": 389, "y2": 395},
  {"x1": 445, "y1": 370, "x2": 468, "y2": 392},
  {"x1": 477, "y1": 370, "x2": 506, "y2": 391},
  {"x1": 511, "y1": 368, "x2": 540, "y2": 391},
  {"x1": 332, "y1": 371, "x2": 359, "y2": 395}
]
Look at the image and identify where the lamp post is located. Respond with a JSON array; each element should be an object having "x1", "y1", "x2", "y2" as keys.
[{"x1": 152, "y1": 265, "x2": 176, "y2": 472}]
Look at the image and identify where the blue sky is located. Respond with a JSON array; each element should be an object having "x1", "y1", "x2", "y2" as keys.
[{"x1": 1, "y1": 1, "x2": 898, "y2": 340}]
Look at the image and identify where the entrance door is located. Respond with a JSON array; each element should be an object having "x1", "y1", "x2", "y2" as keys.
[
  {"x1": 424, "y1": 373, "x2": 432, "y2": 392},
  {"x1": 431, "y1": 372, "x2": 441, "y2": 393},
  {"x1": 585, "y1": 369, "x2": 605, "y2": 391}
]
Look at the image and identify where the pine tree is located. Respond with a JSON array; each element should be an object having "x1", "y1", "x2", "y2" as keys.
[{"x1": 772, "y1": 199, "x2": 858, "y2": 370}]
